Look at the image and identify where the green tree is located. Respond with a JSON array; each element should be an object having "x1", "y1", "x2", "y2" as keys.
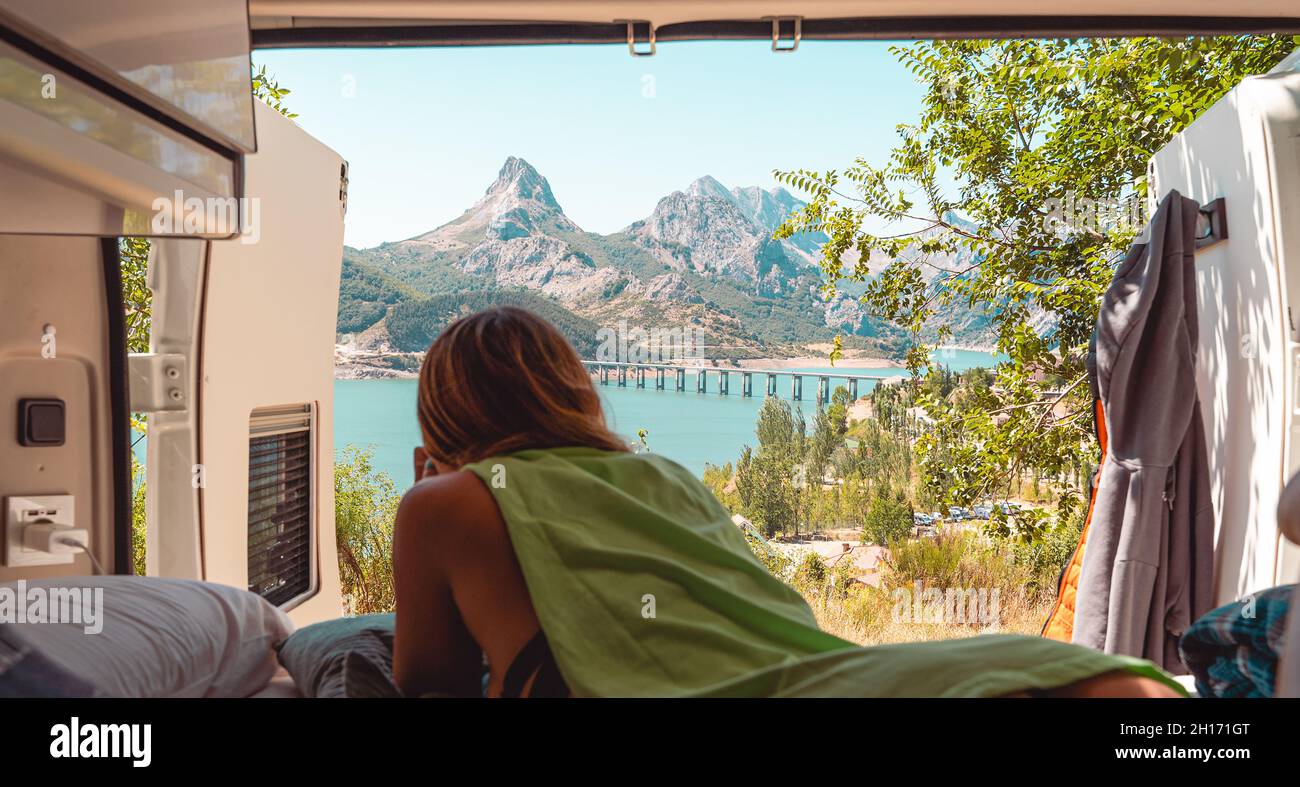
[
  {"x1": 334, "y1": 446, "x2": 400, "y2": 614},
  {"x1": 701, "y1": 461, "x2": 738, "y2": 511},
  {"x1": 862, "y1": 488, "x2": 914, "y2": 546},
  {"x1": 776, "y1": 36, "x2": 1298, "y2": 523},
  {"x1": 807, "y1": 393, "x2": 847, "y2": 485},
  {"x1": 847, "y1": 417, "x2": 912, "y2": 495},
  {"x1": 735, "y1": 396, "x2": 809, "y2": 537}
]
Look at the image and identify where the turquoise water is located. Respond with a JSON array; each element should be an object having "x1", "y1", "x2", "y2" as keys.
[{"x1": 334, "y1": 349, "x2": 1003, "y2": 484}]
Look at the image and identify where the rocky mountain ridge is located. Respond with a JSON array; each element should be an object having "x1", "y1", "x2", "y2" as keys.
[{"x1": 336, "y1": 157, "x2": 1004, "y2": 376}]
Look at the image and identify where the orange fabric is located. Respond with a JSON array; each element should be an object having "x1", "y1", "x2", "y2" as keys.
[{"x1": 1042, "y1": 398, "x2": 1107, "y2": 642}]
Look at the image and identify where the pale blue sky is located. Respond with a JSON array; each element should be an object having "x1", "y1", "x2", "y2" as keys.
[{"x1": 253, "y1": 41, "x2": 926, "y2": 249}]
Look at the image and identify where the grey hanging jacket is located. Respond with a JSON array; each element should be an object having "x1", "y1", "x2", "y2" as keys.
[{"x1": 1072, "y1": 190, "x2": 1215, "y2": 671}]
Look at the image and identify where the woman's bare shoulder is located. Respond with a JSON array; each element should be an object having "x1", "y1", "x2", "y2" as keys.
[{"x1": 396, "y1": 470, "x2": 502, "y2": 544}]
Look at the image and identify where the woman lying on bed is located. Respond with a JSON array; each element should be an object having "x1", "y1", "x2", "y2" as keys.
[{"x1": 392, "y1": 306, "x2": 1182, "y2": 698}]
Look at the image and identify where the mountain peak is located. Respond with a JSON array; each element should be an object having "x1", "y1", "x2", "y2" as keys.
[
  {"x1": 489, "y1": 156, "x2": 561, "y2": 210},
  {"x1": 403, "y1": 156, "x2": 576, "y2": 247},
  {"x1": 686, "y1": 175, "x2": 736, "y2": 204},
  {"x1": 497, "y1": 155, "x2": 538, "y2": 180}
]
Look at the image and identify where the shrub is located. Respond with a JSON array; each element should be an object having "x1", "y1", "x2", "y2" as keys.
[
  {"x1": 862, "y1": 488, "x2": 912, "y2": 545},
  {"x1": 130, "y1": 453, "x2": 147, "y2": 576},
  {"x1": 827, "y1": 554, "x2": 859, "y2": 602},
  {"x1": 884, "y1": 527, "x2": 1024, "y2": 594},
  {"x1": 792, "y1": 551, "x2": 828, "y2": 596},
  {"x1": 334, "y1": 446, "x2": 401, "y2": 614},
  {"x1": 742, "y1": 528, "x2": 793, "y2": 583},
  {"x1": 1009, "y1": 510, "x2": 1084, "y2": 601}
]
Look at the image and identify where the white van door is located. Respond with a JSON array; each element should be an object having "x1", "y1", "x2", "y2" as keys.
[
  {"x1": 154, "y1": 100, "x2": 346, "y2": 623},
  {"x1": 1149, "y1": 62, "x2": 1300, "y2": 601}
]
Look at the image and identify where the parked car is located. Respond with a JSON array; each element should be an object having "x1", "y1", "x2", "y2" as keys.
[
  {"x1": 948, "y1": 506, "x2": 970, "y2": 521},
  {"x1": 972, "y1": 504, "x2": 994, "y2": 519}
]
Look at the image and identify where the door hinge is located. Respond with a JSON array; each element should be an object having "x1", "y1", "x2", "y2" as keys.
[{"x1": 128, "y1": 353, "x2": 188, "y2": 412}]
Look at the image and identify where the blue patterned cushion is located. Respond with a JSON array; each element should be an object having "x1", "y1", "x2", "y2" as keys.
[
  {"x1": 1179, "y1": 584, "x2": 1295, "y2": 698},
  {"x1": 276, "y1": 613, "x2": 401, "y2": 698}
]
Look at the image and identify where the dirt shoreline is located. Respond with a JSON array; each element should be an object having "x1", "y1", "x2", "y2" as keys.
[{"x1": 333, "y1": 346, "x2": 922, "y2": 379}]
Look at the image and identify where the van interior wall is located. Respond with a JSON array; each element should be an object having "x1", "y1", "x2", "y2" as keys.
[{"x1": 0, "y1": 233, "x2": 125, "y2": 582}]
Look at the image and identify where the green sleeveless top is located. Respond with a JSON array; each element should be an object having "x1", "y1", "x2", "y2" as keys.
[{"x1": 465, "y1": 447, "x2": 1181, "y2": 698}]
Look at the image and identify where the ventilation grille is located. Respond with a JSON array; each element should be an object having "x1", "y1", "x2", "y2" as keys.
[{"x1": 247, "y1": 404, "x2": 313, "y2": 606}]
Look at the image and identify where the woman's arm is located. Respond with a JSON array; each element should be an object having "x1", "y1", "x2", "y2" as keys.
[{"x1": 392, "y1": 476, "x2": 484, "y2": 697}]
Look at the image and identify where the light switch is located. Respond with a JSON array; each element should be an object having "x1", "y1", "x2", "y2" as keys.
[{"x1": 18, "y1": 398, "x2": 65, "y2": 446}]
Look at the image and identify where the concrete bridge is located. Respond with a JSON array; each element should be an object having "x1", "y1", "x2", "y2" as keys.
[{"x1": 581, "y1": 360, "x2": 895, "y2": 403}]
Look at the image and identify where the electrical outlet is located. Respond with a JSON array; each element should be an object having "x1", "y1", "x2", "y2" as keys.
[{"x1": 4, "y1": 494, "x2": 76, "y2": 567}]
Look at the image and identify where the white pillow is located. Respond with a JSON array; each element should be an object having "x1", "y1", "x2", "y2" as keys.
[{"x1": 1, "y1": 576, "x2": 294, "y2": 698}]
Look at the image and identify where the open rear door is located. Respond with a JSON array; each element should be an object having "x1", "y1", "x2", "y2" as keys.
[
  {"x1": 189, "y1": 100, "x2": 345, "y2": 623},
  {"x1": 1149, "y1": 61, "x2": 1300, "y2": 601}
]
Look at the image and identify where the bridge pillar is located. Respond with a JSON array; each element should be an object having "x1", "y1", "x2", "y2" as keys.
[
  {"x1": 766, "y1": 373, "x2": 777, "y2": 397},
  {"x1": 742, "y1": 372, "x2": 752, "y2": 397},
  {"x1": 656, "y1": 368, "x2": 665, "y2": 390},
  {"x1": 819, "y1": 376, "x2": 830, "y2": 404},
  {"x1": 618, "y1": 367, "x2": 626, "y2": 387},
  {"x1": 791, "y1": 374, "x2": 802, "y2": 401},
  {"x1": 676, "y1": 369, "x2": 685, "y2": 391},
  {"x1": 697, "y1": 369, "x2": 707, "y2": 394},
  {"x1": 848, "y1": 378, "x2": 858, "y2": 399},
  {"x1": 720, "y1": 370, "x2": 729, "y2": 395},
  {"x1": 636, "y1": 367, "x2": 646, "y2": 388},
  {"x1": 600, "y1": 365, "x2": 609, "y2": 385}
]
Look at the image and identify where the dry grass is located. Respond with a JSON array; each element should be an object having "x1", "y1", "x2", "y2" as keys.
[
  {"x1": 811, "y1": 587, "x2": 1053, "y2": 646},
  {"x1": 790, "y1": 527, "x2": 1060, "y2": 646}
]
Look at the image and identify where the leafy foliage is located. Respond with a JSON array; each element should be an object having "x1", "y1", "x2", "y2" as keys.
[
  {"x1": 862, "y1": 488, "x2": 913, "y2": 546},
  {"x1": 775, "y1": 36, "x2": 1299, "y2": 515},
  {"x1": 807, "y1": 387, "x2": 850, "y2": 483},
  {"x1": 121, "y1": 237, "x2": 151, "y2": 573},
  {"x1": 738, "y1": 520, "x2": 794, "y2": 582},
  {"x1": 792, "y1": 550, "x2": 828, "y2": 592},
  {"x1": 251, "y1": 64, "x2": 298, "y2": 119},
  {"x1": 130, "y1": 464, "x2": 147, "y2": 576},
  {"x1": 120, "y1": 237, "x2": 151, "y2": 355},
  {"x1": 334, "y1": 446, "x2": 400, "y2": 614},
  {"x1": 735, "y1": 397, "x2": 808, "y2": 538}
]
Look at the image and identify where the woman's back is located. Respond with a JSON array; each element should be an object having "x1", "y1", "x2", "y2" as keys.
[
  {"x1": 393, "y1": 468, "x2": 544, "y2": 697},
  {"x1": 460, "y1": 447, "x2": 850, "y2": 697}
]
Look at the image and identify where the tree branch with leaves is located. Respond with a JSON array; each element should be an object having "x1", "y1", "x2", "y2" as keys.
[{"x1": 775, "y1": 36, "x2": 1299, "y2": 528}]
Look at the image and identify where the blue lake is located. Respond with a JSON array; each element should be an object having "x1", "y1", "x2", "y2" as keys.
[{"x1": 334, "y1": 349, "x2": 1003, "y2": 484}]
